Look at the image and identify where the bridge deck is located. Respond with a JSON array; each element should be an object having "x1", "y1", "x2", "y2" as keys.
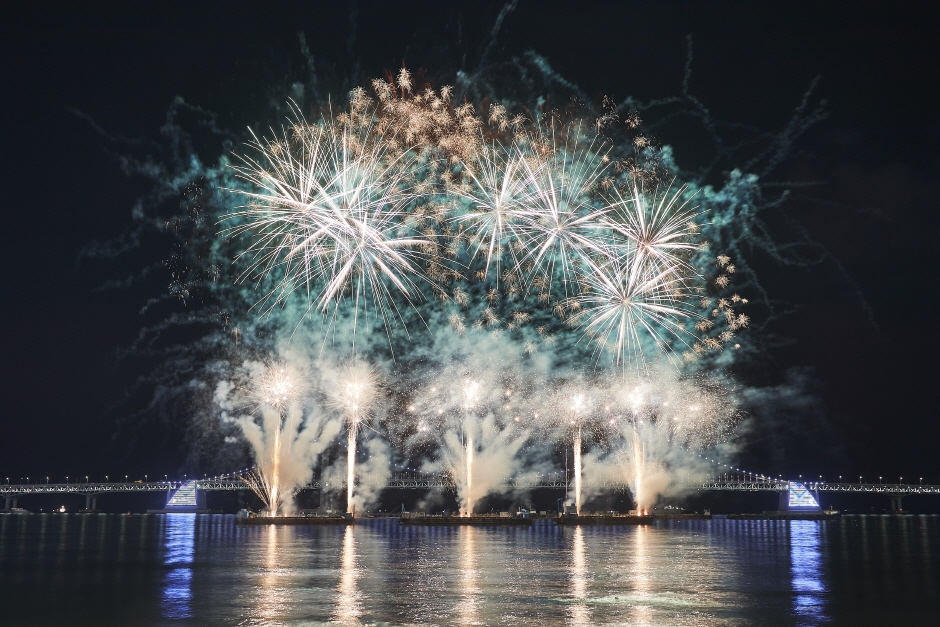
[{"x1": 3, "y1": 475, "x2": 939, "y2": 495}]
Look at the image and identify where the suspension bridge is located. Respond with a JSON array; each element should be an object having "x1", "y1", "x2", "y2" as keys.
[{"x1": 3, "y1": 470, "x2": 938, "y2": 513}]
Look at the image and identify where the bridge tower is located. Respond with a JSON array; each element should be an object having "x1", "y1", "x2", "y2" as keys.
[
  {"x1": 778, "y1": 481, "x2": 822, "y2": 513},
  {"x1": 163, "y1": 481, "x2": 207, "y2": 512}
]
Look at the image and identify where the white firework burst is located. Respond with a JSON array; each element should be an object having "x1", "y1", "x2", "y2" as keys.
[
  {"x1": 248, "y1": 359, "x2": 305, "y2": 415},
  {"x1": 605, "y1": 181, "x2": 701, "y2": 282},
  {"x1": 513, "y1": 128, "x2": 614, "y2": 296},
  {"x1": 225, "y1": 105, "x2": 435, "y2": 333},
  {"x1": 450, "y1": 138, "x2": 533, "y2": 280},
  {"x1": 568, "y1": 252, "x2": 701, "y2": 367}
]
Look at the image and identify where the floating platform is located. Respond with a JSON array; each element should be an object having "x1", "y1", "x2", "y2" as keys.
[
  {"x1": 236, "y1": 515, "x2": 353, "y2": 525},
  {"x1": 399, "y1": 515, "x2": 533, "y2": 526},
  {"x1": 555, "y1": 514, "x2": 654, "y2": 526}
]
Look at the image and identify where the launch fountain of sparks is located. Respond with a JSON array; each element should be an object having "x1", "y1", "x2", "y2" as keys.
[
  {"x1": 329, "y1": 363, "x2": 378, "y2": 515},
  {"x1": 243, "y1": 362, "x2": 301, "y2": 515},
  {"x1": 461, "y1": 380, "x2": 480, "y2": 517},
  {"x1": 230, "y1": 360, "x2": 341, "y2": 517},
  {"x1": 570, "y1": 394, "x2": 587, "y2": 515}
]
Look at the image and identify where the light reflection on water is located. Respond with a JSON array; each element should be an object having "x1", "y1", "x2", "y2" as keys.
[
  {"x1": 459, "y1": 526, "x2": 481, "y2": 626},
  {"x1": 162, "y1": 514, "x2": 195, "y2": 620},
  {"x1": 789, "y1": 521, "x2": 828, "y2": 625},
  {"x1": 255, "y1": 524, "x2": 285, "y2": 625},
  {"x1": 568, "y1": 526, "x2": 591, "y2": 626},
  {"x1": 1, "y1": 514, "x2": 939, "y2": 626},
  {"x1": 334, "y1": 525, "x2": 361, "y2": 624},
  {"x1": 631, "y1": 524, "x2": 654, "y2": 625}
]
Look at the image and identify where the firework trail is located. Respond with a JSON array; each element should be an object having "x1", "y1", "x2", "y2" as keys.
[{"x1": 327, "y1": 362, "x2": 378, "y2": 514}]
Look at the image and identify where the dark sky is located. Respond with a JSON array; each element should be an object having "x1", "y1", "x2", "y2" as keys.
[{"x1": 1, "y1": 1, "x2": 937, "y2": 485}]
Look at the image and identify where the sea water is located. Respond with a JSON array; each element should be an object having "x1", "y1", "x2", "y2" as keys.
[{"x1": 1, "y1": 513, "x2": 937, "y2": 625}]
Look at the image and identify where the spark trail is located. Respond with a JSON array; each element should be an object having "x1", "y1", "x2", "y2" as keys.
[{"x1": 328, "y1": 362, "x2": 378, "y2": 514}]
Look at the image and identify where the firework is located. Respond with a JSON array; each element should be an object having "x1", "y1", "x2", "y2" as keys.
[
  {"x1": 566, "y1": 252, "x2": 701, "y2": 368},
  {"x1": 225, "y1": 105, "x2": 436, "y2": 338},
  {"x1": 248, "y1": 359, "x2": 305, "y2": 415},
  {"x1": 201, "y1": 69, "x2": 752, "y2": 516},
  {"x1": 570, "y1": 393, "x2": 588, "y2": 514},
  {"x1": 512, "y1": 127, "x2": 615, "y2": 297},
  {"x1": 604, "y1": 181, "x2": 701, "y2": 281},
  {"x1": 328, "y1": 362, "x2": 378, "y2": 514},
  {"x1": 450, "y1": 138, "x2": 533, "y2": 281}
]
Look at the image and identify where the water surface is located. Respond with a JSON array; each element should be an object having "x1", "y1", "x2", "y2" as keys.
[{"x1": 1, "y1": 514, "x2": 937, "y2": 625}]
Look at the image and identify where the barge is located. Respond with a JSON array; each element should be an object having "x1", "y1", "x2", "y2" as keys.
[
  {"x1": 399, "y1": 514, "x2": 533, "y2": 526},
  {"x1": 235, "y1": 510, "x2": 354, "y2": 525},
  {"x1": 555, "y1": 513, "x2": 654, "y2": 525}
]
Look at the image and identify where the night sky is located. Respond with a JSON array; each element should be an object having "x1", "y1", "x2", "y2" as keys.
[{"x1": 1, "y1": 1, "x2": 937, "y2": 489}]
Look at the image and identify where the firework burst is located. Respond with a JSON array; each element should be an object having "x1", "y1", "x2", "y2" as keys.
[
  {"x1": 247, "y1": 359, "x2": 306, "y2": 415},
  {"x1": 225, "y1": 104, "x2": 436, "y2": 338},
  {"x1": 450, "y1": 138, "x2": 533, "y2": 281},
  {"x1": 566, "y1": 252, "x2": 701, "y2": 368},
  {"x1": 513, "y1": 127, "x2": 615, "y2": 296}
]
